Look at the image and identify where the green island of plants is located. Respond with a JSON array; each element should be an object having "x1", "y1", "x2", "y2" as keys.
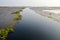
[
  {"x1": 0, "y1": 25, "x2": 14, "y2": 40},
  {"x1": 0, "y1": 9, "x2": 23, "y2": 40},
  {"x1": 11, "y1": 9, "x2": 22, "y2": 22}
]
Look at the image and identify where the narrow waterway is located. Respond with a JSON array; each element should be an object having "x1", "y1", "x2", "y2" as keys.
[{"x1": 7, "y1": 8, "x2": 60, "y2": 40}]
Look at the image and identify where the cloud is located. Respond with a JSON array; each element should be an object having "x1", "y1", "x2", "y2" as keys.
[{"x1": 0, "y1": 0, "x2": 60, "y2": 7}]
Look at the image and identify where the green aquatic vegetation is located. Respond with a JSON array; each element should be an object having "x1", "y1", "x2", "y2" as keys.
[
  {"x1": 11, "y1": 9, "x2": 22, "y2": 14},
  {"x1": 13, "y1": 15, "x2": 22, "y2": 21},
  {"x1": 47, "y1": 16, "x2": 60, "y2": 22},
  {"x1": 41, "y1": 14, "x2": 60, "y2": 22},
  {"x1": 54, "y1": 19, "x2": 60, "y2": 22},
  {"x1": 47, "y1": 16, "x2": 53, "y2": 18},
  {"x1": 11, "y1": 9, "x2": 22, "y2": 21},
  {"x1": 0, "y1": 9, "x2": 22, "y2": 40},
  {"x1": 0, "y1": 25, "x2": 14, "y2": 40}
]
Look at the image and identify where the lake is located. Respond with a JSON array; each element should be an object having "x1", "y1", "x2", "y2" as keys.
[{"x1": 0, "y1": 7, "x2": 60, "y2": 40}]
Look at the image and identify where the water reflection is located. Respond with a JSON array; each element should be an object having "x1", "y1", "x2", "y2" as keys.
[
  {"x1": 8, "y1": 8, "x2": 60, "y2": 40},
  {"x1": 0, "y1": 7, "x2": 23, "y2": 28}
]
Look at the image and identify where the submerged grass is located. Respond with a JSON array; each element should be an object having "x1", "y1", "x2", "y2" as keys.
[{"x1": 0, "y1": 9, "x2": 23, "y2": 40}]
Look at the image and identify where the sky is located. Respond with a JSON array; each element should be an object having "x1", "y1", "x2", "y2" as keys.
[{"x1": 0, "y1": 0, "x2": 60, "y2": 7}]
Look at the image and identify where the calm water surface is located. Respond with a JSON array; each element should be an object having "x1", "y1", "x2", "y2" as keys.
[
  {"x1": 0, "y1": 7, "x2": 23, "y2": 28},
  {"x1": 7, "y1": 8, "x2": 60, "y2": 40}
]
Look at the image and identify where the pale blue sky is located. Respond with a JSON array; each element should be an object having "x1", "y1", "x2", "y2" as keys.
[{"x1": 0, "y1": 0, "x2": 60, "y2": 7}]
